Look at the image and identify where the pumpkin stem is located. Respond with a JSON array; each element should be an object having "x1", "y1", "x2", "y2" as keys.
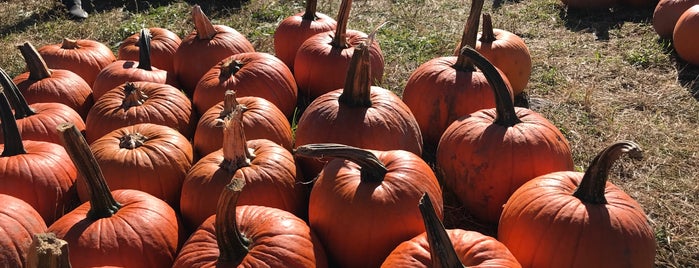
[
  {"x1": 18, "y1": 42, "x2": 52, "y2": 80},
  {"x1": 26, "y1": 233, "x2": 72, "y2": 268},
  {"x1": 0, "y1": 67, "x2": 36, "y2": 119},
  {"x1": 193, "y1": 5, "x2": 217, "y2": 40},
  {"x1": 459, "y1": 46, "x2": 521, "y2": 126},
  {"x1": 137, "y1": 28, "x2": 153, "y2": 71},
  {"x1": 57, "y1": 123, "x2": 122, "y2": 220},
  {"x1": 294, "y1": 143, "x2": 387, "y2": 183},
  {"x1": 419, "y1": 194, "x2": 465, "y2": 268},
  {"x1": 573, "y1": 141, "x2": 643, "y2": 204},
  {"x1": 121, "y1": 82, "x2": 149, "y2": 109},
  {"x1": 479, "y1": 14, "x2": 496, "y2": 43},
  {"x1": 218, "y1": 90, "x2": 246, "y2": 124},
  {"x1": 338, "y1": 42, "x2": 372, "y2": 107},
  {"x1": 60, "y1": 38, "x2": 80, "y2": 49},
  {"x1": 330, "y1": 0, "x2": 352, "y2": 48},
  {"x1": 215, "y1": 178, "x2": 250, "y2": 264},
  {"x1": 302, "y1": 0, "x2": 319, "y2": 21},
  {"x1": 119, "y1": 133, "x2": 148, "y2": 149},
  {"x1": 219, "y1": 59, "x2": 246, "y2": 80},
  {"x1": 220, "y1": 105, "x2": 254, "y2": 172},
  {"x1": 0, "y1": 69, "x2": 27, "y2": 156},
  {"x1": 453, "y1": 0, "x2": 484, "y2": 71}
]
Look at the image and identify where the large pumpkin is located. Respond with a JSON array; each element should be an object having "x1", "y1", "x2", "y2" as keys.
[
  {"x1": 293, "y1": 0, "x2": 384, "y2": 100},
  {"x1": 0, "y1": 69, "x2": 78, "y2": 225},
  {"x1": 173, "y1": 5, "x2": 255, "y2": 96},
  {"x1": 192, "y1": 52, "x2": 298, "y2": 118},
  {"x1": 381, "y1": 194, "x2": 521, "y2": 267},
  {"x1": 294, "y1": 41, "x2": 422, "y2": 181},
  {"x1": 193, "y1": 90, "x2": 293, "y2": 158},
  {"x1": 180, "y1": 106, "x2": 306, "y2": 231},
  {"x1": 653, "y1": 0, "x2": 699, "y2": 38},
  {"x1": 296, "y1": 143, "x2": 443, "y2": 268},
  {"x1": 673, "y1": 5, "x2": 699, "y2": 65},
  {"x1": 118, "y1": 27, "x2": 182, "y2": 74},
  {"x1": 436, "y1": 46, "x2": 573, "y2": 224},
  {"x1": 0, "y1": 194, "x2": 48, "y2": 267},
  {"x1": 173, "y1": 179, "x2": 327, "y2": 267},
  {"x1": 49, "y1": 123, "x2": 181, "y2": 268},
  {"x1": 37, "y1": 38, "x2": 116, "y2": 86},
  {"x1": 498, "y1": 141, "x2": 656, "y2": 267},
  {"x1": 13, "y1": 42, "x2": 93, "y2": 118},
  {"x1": 273, "y1": 0, "x2": 337, "y2": 71}
]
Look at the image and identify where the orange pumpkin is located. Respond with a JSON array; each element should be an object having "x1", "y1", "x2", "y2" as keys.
[
  {"x1": 499, "y1": 141, "x2": 656, "y2": 267},
  {"x1": 37, "y1": 38, "x2": 116, "y2": 86},
  {"x1": 0, "y1": 194, "x2": 48, "y2": 267},
  {"x1": 118, "y1": 27, "x2": 182, "y2": 74},
  {"x1": 653, "y1": 0, "x2": 699, "y2": 38},
  {"x1": 673, "y1": 5, "x2": 699, "y2": 65}
]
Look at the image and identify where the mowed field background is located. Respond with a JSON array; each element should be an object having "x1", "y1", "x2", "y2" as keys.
[{"x1": 0, "y1": 0, "x2": 697, "y2": 266}]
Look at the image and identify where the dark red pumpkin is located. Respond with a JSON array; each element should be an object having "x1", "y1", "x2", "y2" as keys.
[
  {"x1": 273, "y1": 0, "x2": 337, "y2": 71},
  {"x1": 49, "y1": 123, "x2": 181, "y2": 268},
  {"x1": 13, "y1": 42, "x2": 93, "y2": 118},
  {"x1": 192, "y1": 52, "x2": 298, "y2": 118},
  {"x1": 296, "y1": 143, "x2": 443, "y2": 268},
  {"x1": 173, "y1": 5, "x2": 255, "y2": 96},
  {"x1": 0, "y1": 194, "x2": 48, "y2": 267},
  {"x1": 118, "y1": 27, "x2": 182, "y2": 74},
  {"x1": 180, "y1": 106, "x2": 306, "y2": 231},
  {"x1": 435, "y1": 46, "x2": 573, "y2": 224},
  {"x1": 37, "y1": 38, "x2": 116, "y2": 86},
  {"x1": 193, "y1": 90, "x2": 293, "y2": 158},
  {"x1": 173, "y1": 179, "x2": 327, "y2": 267},
  {"x1": 499, "y1": 141, "x2": 656, "y2": 267}
]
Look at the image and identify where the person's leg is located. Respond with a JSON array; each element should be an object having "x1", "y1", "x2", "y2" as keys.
[{"x1": 62, "y1": 0, "x2": 88, "y2": 19}]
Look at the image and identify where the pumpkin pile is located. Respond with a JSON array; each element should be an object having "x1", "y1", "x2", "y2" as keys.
[{"x1": 0, "y1": 1, "x2": 658, "y2": 267}]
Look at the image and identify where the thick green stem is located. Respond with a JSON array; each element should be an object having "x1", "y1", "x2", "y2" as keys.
[
  {"x1": 193, "y1": 5, "x2": 217, "y2": 40},
  {"x1": 220, "y1": 105, "x2": 253, "y2": 172},
  {"x1": 302, "y1": 0, "x2": 319, "y2": 20},
  {"x1": 137, "y1": 29, "x2": 153, "y2": 71},
  {"x1": 0, "y1": 69, "x2": 27, "y2": 156},
  {"x1": 573, "y1": 141, "x2": 643, "y2": 204},
  {"x1": 57, "y1": 123, "x2": 121, "y2": 220},
  {"x1": 479, "y1": 14, "x2": 496, "y2": 43},
  {"x1": 215, "y1": 178, "x2": 249, "y2": 264},
  {"x1": 330, "y1": 0, "x2": 352, "y2": 48},
  {"x1": 419, "y1": 194, "x2": 464, "y2": 268},
  {"x1": 459, "y1": 46, "x2": 521, "y2": 126},
  {"x1": 18, "y1": 42, "x2": 52, "y2": 80},
  {"x1": 26, "y1": 233, "x2": 72, "y2": 268},
  {"x1": 454, "y1": 0, "x2": 484, "y2": 71},
  {"x1": 121, "y1": 83, "x2": 148, "y2": 109},
  {"x1": 294, "y1": 143, "x2": 387, "y2": 183},
  {"x1": 0, "y1": 68, "x2": 36, "y2": 119},
  {"x1": 338, "y1": 42, "x2": 372, "y2": 107}
]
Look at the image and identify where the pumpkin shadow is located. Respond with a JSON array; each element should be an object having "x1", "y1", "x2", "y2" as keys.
[
  {"x1": 0, "y1": 3, "x2": 65, "y2": 39},
  {"x1": 673, "y1": 57, "x2": 699, "y2": 102},
  {"x1": 558, "y1": 5, "x2": 653, "y2": 41},
  {"x1": 83, "y1": 0, "x2": 248, "y2": 15}
]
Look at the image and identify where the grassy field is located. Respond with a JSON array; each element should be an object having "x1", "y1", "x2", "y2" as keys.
[{"x1": 1, "y1": 0, "x2": 697, "y2": 266}]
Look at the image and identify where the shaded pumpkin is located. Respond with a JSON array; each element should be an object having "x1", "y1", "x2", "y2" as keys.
[
  {"x1": 435, "y1": 46, "x2": 573, "y2": 224},
  {"x1": 37, "y1": 38, "x2": 116, "y2": 86},
  {"x1": 85, "y1": 81, "x2": 194, "y2": 143},
  {"x1": 118, "y1": 27, "x2": 182, "y2": 74},
  {"x1": 173, "y1": 178, "x2": 327, "y2": 267},
  {"x1": 296, "y1": 143, "x2": 443, "y2": 268},
  {"x1": 498, "y1": 141, "x2": 656, "y2": 267},
  {"x1": 193, "y1": 90, "x2": 293, "y2": 158},
  {"x1": 13, "y1": 41, "x2": 93, "y2": 118},
  {"x1": 173, "y1": 5, "x2": 255, "y2": 96},
  {"x1": 0, "y1": 194, "x2": 48, "y2": 267}
]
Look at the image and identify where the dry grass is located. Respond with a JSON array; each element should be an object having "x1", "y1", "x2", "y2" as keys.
[{"x1": 1, "y1": 0, "x2": 697, "y2": 266}]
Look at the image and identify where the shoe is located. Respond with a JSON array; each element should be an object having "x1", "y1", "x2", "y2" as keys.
[{"x1": 68, "y1": 4, "x2": 88, "y2": 19}]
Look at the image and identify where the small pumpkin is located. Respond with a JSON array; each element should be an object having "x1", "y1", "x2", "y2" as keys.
[
  {"x1": 498, "y1": 141, "x2": 656, "y2": 267},
  {"x1": 13, "y1": 41, "x2": 93, "y2": 118},
  {"x1": 49, "y1": 123, "x2": 181, "y2": 268},
  {"x1": 296, "y1": 143, "x2": 443, "y2": 268},
  {"x1": 173, "y1": 178, "x2": 327, "y2": 267},
  {"x1": 37, "y1": 38, "x2": 116, "y2": 86},
  {"x1": 193, "y1": 90, "x2": 293, "y2": 158},
  {"x1": 381, "y1": 194, "x2": 521, "y2": 267},
  {"x1": 173, "y1": 5, "x2": 255, "y2": 96},
  {"x1": 0, "y1": 194, "x2": 48, "y2": 267},
  {"x1": 673, "y1": 5, "x2": 699, "y2": 65},
  {"x1": 118, "y1": 27, "x2": 182, "y2": 74},
  {"x1": 92, "y1": 28, "x2": 178, "y2": 100},
  {"x1": 85, "y1": 81, "x2": 194, "y2": 143},
  {"x1": 273, "y1": 0, "x2": 337, "y2": 71},
  {"x1": 435, "y1": 46, "x2": 573, "y2": 224}
]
